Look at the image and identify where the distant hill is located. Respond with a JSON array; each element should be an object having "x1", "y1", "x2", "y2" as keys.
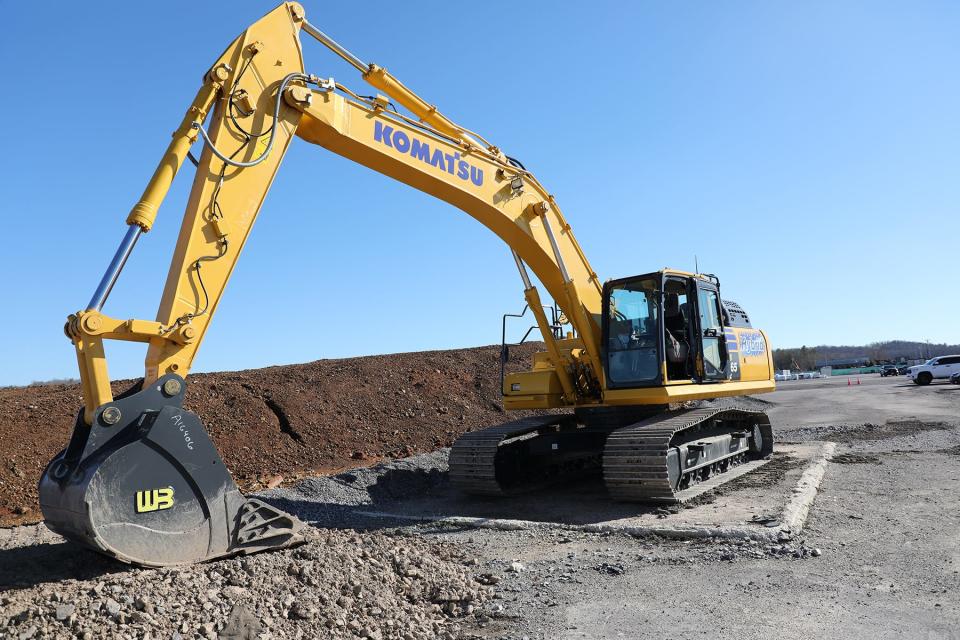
[{"x1": 772, "y1": 340, "x2": 960, "y2": 371}]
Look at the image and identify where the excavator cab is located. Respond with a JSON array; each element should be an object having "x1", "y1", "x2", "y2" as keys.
[{"x1": 602, "y1": 270, "x2": 731, "y2": 389}]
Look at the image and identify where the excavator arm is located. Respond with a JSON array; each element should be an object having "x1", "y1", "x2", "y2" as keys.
[{"x1": 69, "y1": 1, "x2": 603, "y2": 425}]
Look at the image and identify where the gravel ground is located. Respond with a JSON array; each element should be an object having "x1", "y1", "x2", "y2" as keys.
[
  {"x1": 443, "y1": 377, "x2": 960, "y2": 639},
  {"x1": 0, "y1": 526, "x2": 492, "y2": 640},
  {"x1": 449, "y1": 431, "x2": 960, "y2": 640},
  {"x1": 1, "y1": 376, "x2": 957, "y2": 639},
  {"x1": 259, "y1": 451, "x2": 450, "y2": 529}
]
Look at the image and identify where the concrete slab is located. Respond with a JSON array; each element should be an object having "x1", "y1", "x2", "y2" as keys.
[{"x1": 336, "y1": 442, "x2": 835, "y2": 541}]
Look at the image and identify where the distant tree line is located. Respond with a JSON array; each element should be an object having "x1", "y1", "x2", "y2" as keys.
[
  {"x1": 772, "y1": 346, "x2": 819, "y2": 372},
  {"x1": 772, "y1": 340, "x2": 960, "y2": 371}
]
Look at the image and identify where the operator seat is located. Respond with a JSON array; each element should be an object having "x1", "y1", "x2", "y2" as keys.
[{"x1": 664, "y1": 294, "x2": 689, "y2": 367}]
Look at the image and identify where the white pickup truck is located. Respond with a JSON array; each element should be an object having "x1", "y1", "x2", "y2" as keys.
[{"x1": 907, "y1": 355, "x2": 960, "y2": 385}]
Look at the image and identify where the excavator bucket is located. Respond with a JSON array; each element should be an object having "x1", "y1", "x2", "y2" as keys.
[{"x1": 38, "y1": 375, "x2": 304, "y2": 567}]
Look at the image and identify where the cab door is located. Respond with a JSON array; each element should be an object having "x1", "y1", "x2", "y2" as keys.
[{"x1": 696, "y1": 283, "x2": 728, "y2": 381}]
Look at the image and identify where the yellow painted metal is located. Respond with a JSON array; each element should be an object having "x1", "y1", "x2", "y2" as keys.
[
  {"x1": 72, "y1": 334, "x2": 111, "y2": 424},
  {"x1": 560, "y1": 277, "x2": 603, "y2": 384},
  {"x1": 362, "y1": 65, "x2": 466, "y2": 143},
  {"x1": 503, "y1": 370, "x2": 564, "y2": 396},
  {"x1": 602, "y1": 379, "x2": 776, "y2": 405},
  {"x1": 728, "y1": 327, "x2": 774, "y2": 382},
  {"x1": 501, "y1": 335, "x2": 598, "y2": 409},
  {"x1": 66, "y1": 309, "x2": 197, "y2": 420},
  {"x1": 523, "y1": 286, "x2": 576, "y2": 402},
  {"x1": 126, "y1": 82, "x2": 221, "y2": 231},
  {"x1": 503, "y1": 395, "x2": 564, "y2": 411},
  {"x1": 502, "y1": 370, "x2": 565, "y2": 409},
  {"x1": 70, "y1": 310, "x2": 194, "y2": 345},
  {"x1": 143, "y1": 3, "x2": 307, "y2": 385}
]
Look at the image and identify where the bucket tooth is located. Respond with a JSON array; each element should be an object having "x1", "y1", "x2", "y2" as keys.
[{"x1": 232, "y1": 498, "x2": 304, "y2": 550}]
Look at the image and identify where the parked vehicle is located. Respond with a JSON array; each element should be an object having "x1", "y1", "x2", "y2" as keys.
[
  {"x1": 951, "y1": 371, "x2": 960, "y2": 385},
  {"x1": 907, "y1": 355, "x2": 960, "y2": 385},
  {"x1": 880, "y1": 365, "x2": 899, "y2": 377},
  {"x1": 896, "y1": 365, "x2": 910, "y2": 375},
  {"x1": 774, "y1": 371, "x2": 821, "y2": 381}
]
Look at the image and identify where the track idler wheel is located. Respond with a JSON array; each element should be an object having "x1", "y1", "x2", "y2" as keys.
[{"x1": 38, "y1": 375, "x2": 304, "y2": 567}]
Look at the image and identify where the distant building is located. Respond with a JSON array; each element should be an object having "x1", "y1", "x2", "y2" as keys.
[{"x1": 815, "y1": 357, "x2": 871, "y2": 369}]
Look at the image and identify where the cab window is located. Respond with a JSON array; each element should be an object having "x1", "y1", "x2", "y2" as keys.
[
  {"x1": 697, "y1": 287, "x2": 725, "y2": 377},
  {"x1": 606, "y1": 278, "x2": 660, "y2": 385}
]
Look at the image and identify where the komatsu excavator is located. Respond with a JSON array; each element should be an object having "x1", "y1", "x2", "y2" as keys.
[{"x1": 40, "y1": 3, "x2": 776, "y2": 567}]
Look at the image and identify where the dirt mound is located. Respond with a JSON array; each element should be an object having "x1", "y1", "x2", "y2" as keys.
[{"x1": 0, "y1": 343, "x2": 547, "y2": 527}]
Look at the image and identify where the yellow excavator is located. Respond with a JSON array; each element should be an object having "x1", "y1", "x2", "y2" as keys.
[{"x1": 40, "y1": 3, "x2": 776, "y2": 567}]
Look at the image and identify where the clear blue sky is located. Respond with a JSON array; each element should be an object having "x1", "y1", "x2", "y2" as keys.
[{"x1": 1, "y1": 1, "x2": 957, "y2": 386}]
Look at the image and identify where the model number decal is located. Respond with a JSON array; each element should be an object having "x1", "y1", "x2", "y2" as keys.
[
  {"x1": 738, "y1": 331, "x2": 766, "y2": 357},
  {"x1": 170, "y1": 414, "x2": 195, "y2": 451}
]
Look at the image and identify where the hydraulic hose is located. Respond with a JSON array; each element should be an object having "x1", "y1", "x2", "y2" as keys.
[{"x1": 192, "y1": 73, "x2": 311, "y2": 168}]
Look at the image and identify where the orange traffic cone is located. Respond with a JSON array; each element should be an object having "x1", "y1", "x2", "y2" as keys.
[
  {"x1": 847, "y1": 378, "x2": 851, "y2": 386},
  {"x1": 857, "y1": 377, "x2": 861, "y2": 385}
]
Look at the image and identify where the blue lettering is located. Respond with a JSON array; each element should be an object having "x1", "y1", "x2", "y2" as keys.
[
  {"x1": 470, "y1": 166, "x2": 484, "y2": 186},
  {"x1": 411, "y1": 139, "x2": 431, "y2": 163},
  {"x1": 392, "y1": 130, "x2": 410, "y2": 153},
  {"x1": 373, "y1": 121, "x2": 486, "y2": 187},
  {"x1": 430, "y1": 149, "x2": 446, "y2": 172},
  {"x1": 374, "y1": 121, "x2": 394, "y2": 147}
]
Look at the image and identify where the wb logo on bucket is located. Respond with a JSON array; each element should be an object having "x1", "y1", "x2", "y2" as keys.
[{"x1": 135, "y1": 487, "x2": 175, "y2": 513}]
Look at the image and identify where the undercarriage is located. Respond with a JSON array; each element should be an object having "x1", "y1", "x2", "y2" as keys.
[{"x1": 450, "y1": 407, "x2": 774, "y2": 503}]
